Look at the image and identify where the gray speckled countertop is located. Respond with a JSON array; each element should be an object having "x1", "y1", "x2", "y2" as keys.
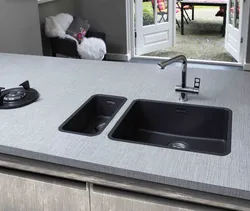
[{"x1": 0, "y1": 53, "x2": 250, "y2": 200}]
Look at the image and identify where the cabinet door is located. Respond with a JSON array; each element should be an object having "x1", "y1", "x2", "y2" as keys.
[
  {"x1": 90, "y1": 185, "x2": 228, "y2": 211},
  {"x1": 0, "y1": 168, "x2": 89, "y2": 211}
]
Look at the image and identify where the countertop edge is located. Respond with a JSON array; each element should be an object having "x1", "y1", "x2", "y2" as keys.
[{"x1": 0, "y1": 144, "x2": 248, "y2": 201}]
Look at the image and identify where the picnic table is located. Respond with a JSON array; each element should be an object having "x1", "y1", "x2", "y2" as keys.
[{"x1": 180, "y1": 0, "x2": 228, "y2": 36}]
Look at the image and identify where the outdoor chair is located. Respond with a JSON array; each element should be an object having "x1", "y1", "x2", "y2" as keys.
[
  {"x1": 151, "y1": 0, "x2": 168, "y2": 22},
  {"x1": 176, "y1": 0, "x2": 194, "y2": 22},
  {"x1": 151, "y1": 0, "x2": 181, "y2": 27}
]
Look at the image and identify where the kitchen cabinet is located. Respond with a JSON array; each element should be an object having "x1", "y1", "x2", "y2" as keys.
[
  {"x1": 0, "y1": 168, "x2": 89, "y2": 211},
  {"x1": 90, "y1": 185, "x2": 229, "y2": 211}
]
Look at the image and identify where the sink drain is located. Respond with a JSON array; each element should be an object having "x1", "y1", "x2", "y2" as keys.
[
  {"x1": 168, "y1": 142, "x2": 188, "y2": 149},
  {"x1": 95, "y1": 122, "x2": 106, "y2": 131}
]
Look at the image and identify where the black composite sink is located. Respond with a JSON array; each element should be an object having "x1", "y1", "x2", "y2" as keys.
[
  {"x1": 59, "y1": 94, "x2": 127, "y2": 136},
  {"x1": 109, "y1": 99, "x2": 232, "y2": 156}
]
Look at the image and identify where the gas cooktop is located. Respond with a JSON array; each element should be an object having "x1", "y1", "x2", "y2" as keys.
[{"x1": 0, "y1": 80, "x2": 39, "y2": 109}]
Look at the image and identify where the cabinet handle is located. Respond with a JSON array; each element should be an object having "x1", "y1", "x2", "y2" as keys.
[
  {"x1": 93, "y1": 184, "x2": 169, "y2": 202},
  {"x1": 92, "y1": 185, "x2": 229, "y2": 211}
]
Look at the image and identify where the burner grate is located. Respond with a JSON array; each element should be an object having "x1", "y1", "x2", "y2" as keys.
[{"x1": 0, "y1": 80, "x2": 39, "y2": 109}]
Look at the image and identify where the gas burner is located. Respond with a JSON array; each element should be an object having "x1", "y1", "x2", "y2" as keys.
[
  {"x1": 3, "y1": 89, "x2": 27, "y2": 102},
  {"x1": 0, "y1": 80, "x2": 39, "y2": 109}
]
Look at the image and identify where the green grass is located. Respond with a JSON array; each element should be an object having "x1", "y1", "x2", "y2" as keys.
[
  {"x1": 143, "y1": 2, "x2": 154, "y2": 25},
  {"x1": 143, "y1": 2, "x2": 153, "y2": 13}
]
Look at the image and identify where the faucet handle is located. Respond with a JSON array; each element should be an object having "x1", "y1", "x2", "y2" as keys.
[{"x1": 193, "y1": 78, "x2": 201, "y2": 90}]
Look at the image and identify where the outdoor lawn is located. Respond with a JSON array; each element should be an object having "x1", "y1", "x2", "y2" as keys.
[{"x1": 142, "y1": 1, "x2": 235, "y2": 62}]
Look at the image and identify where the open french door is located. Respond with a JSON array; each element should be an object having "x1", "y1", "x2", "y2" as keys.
[
  {"x1": 225, "y1": 0, "x2": 244, "y2": 62},
  {"x1": 135, "y1": 0, "x2": 175, "y2": 55}
]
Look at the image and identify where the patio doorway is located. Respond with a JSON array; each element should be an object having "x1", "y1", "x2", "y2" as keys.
[{"x1": 132, "y1": 0, "x2": 248, "y2": 64}]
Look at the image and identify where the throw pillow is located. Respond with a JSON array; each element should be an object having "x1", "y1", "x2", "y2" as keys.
[{"x1": 66, "y1": 17, "x2": 90, "y2": 43}]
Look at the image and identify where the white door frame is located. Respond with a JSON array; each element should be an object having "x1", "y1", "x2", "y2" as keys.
[
  {"x1": 241, "y1": 0, "x2": 250, "y2": 67},
  {"x1": 126, "y1": 0, "x2": 249, "y2": 67},
  {"x1": 128, "y1": 0, "x2": 136, "y2": 58}
]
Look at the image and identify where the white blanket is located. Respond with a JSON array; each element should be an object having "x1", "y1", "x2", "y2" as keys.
[{"x1": 45, "y1": 13, "x2": 107, "y2": 60}]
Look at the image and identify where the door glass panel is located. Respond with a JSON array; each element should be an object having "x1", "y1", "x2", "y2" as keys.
[
  {"x1": 143, "y1": 0, "x2": 155, "y2": 26},
  {"x1": 156, "y1": 0, "x2": 168, "y2": 23},
  {"x1": 229, "y1": 0, "x2": 234, "y2": 25},
  {"x1": 235, "y1": 0, "x2": 240, "y2": 29},
  {"x1": 142, "y1": 0, "x2": 169, "y2": 26}
]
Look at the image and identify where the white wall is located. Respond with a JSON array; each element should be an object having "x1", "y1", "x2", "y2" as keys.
[
  {"x1": 75, "y1": 0, "x2": 128, "y2": 55},
  {"x1": 0, "y1": 0, "x2": 42, "y2": 55},
  {"x1": 38, "y1": 0, "x2": 76, "y2": 22},
  {"x1": 246, "y1": 9, "x2": 250, "y2": 63}
]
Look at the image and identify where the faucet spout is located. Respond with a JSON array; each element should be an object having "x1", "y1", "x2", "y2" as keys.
[
  {"x1": 158, "y1": 55, "x2": 187, "y2": 69},
  {"x1": 158, "y1": 55, "x2": 200, "y2": 102},
  {"x1": 158, "y1": 55, "x2": 187, "y2": 88}
]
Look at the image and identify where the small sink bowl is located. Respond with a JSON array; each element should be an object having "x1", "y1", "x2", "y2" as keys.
[
  {"x1": 109, "y1": 99, "x2": 232, "y2": 156},
  {"x1": 59, "y1": 94, "x2": 127, "y2": 136}
]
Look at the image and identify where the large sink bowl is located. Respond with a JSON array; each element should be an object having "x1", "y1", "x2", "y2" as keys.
[{"x1": 109, "y1": 99, "x2": 232, "y2": 156}]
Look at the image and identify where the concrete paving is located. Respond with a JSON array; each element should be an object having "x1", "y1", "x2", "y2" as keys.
[{"x1": 145, "y1": 7, "x2": 236, "y2": 62}]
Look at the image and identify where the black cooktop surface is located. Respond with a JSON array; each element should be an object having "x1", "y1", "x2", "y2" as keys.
[{"x1": 0, "y1": 81, "x2": 39, "y2": 109}]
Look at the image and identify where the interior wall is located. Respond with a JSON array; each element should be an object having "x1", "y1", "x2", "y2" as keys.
[
  {"x1": 38, "y1": 0, "x2": 77, "y2": 56},
  {"x1": 246, "y1": 9, "x2": 250, "y2": 63},
  {"x1": 75, "y1": 0, "x2": 128, "y2": 55},
  {"x1": 38, "y1": 0, "x2": 76, "y2": 22},
  {"x1": 0, "y1": 0, "x2": 42, "y2": 55}
]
